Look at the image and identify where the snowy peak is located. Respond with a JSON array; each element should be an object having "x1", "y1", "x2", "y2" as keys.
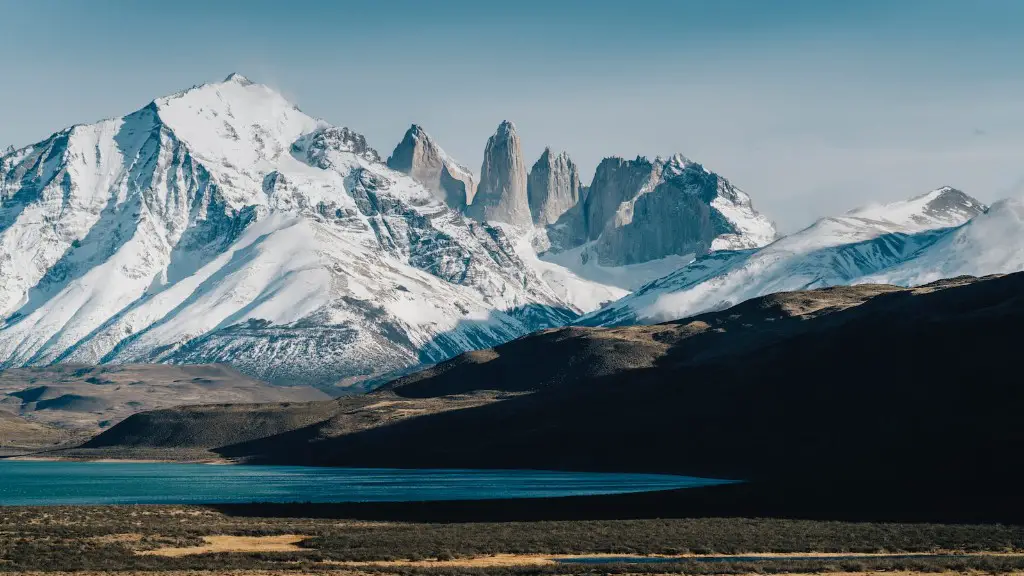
[
  {"x1": 0, "y1": 74, "x2": 581, "y2": 390},
  {"x1": 223, "y1": 72, "x2": 253, "y2": 85},
  {"x1": 846, "y1": 186, "x2": 986, "y2": 231},
  {"x1": 859, "y1": 196, "x2": 1023, "y2": 286},
  {"x1": 152, "y1": 75, "x2": 319, "y2": 172},
  {"x1": 581, "y1": 186, "x2": 988, "y2": 327},
  {"x1": 386, "y1": 124, "x2": 476, "y2": 209}
]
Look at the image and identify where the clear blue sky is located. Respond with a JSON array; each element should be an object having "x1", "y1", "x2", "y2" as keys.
[{"x1": 3, "y1": 0, "x2": 1023, "y2": 231}]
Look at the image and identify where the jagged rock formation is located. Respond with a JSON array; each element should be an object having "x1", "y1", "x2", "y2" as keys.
[
  {"x1": 527, "y1": 148, "x2": 581, "y2": 225},
  {"x1": 466, "y1": 121, "x2": 531, "y2": 226},
  {"x1": 544, "y1": 154, "x2": 776, "y2": 268},
  {"x1": 386, "y1": 125, "x2": 476, "y2": 210},
  {"x1": 0, "y1": 75, "x2": 578, "y2": 390},
  {"x1": 296, "y1": 126, "x2": 380, "y2": 165}
]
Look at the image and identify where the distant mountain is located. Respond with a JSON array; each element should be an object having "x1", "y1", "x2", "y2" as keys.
[
  {"x1": 535, "y1": 154, "x2": 777, "y2": 291},
  {"x1": 0, "y1": 74, "x2": 577, "y2": 389},
  {"x1": 465, "y1": 120, "x2": 532, "y2": 226},
  {"x1": 386, "y1": 124, "x2": 477, "y2": 210},
  {"x1": 389, "y1": 126, "x2": 778, "y2": 293},
  {"x1": 5, "y1": 72, "x2": 1001, "y2": 393},
  {"x1": 582, "y1": 187, "x2": 987, "y2": 326},
  {"x1": 527, "y1": 147, "x2": 582, "y2": 226},
  {"x1": 860, "y1": 195, "x2": 1024, "y2": 285}
]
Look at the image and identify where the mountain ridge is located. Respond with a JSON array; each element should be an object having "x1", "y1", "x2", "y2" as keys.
[
  {"x1": 581, "y1": 186, "x2": 988, "y2": 326},
  {"x1": 0, "y1": 76, "x2": 577, "y2": 389}
]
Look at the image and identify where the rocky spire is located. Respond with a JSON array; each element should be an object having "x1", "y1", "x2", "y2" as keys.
[
  {"x1": 527, "y1": 147, "x2": 581, "y2": 225},
  {"x1": 467, "y1": 120, "x2": 531, "y2": 226},
  {"x1": 387, "y1": 124, "x2": 477, "y2": 210},
  {"x1": 583, "y1": 156, "x2": 660, "y2": 242}
]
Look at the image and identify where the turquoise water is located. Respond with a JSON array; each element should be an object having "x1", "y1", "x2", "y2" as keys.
[{"x1": 0, "y1": 460, "x2": 733, "y2": 505}]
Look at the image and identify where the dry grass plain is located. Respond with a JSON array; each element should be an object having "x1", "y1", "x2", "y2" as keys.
[{"x1": 2, "y1": 505, "x2": 1024, "y2": 575}]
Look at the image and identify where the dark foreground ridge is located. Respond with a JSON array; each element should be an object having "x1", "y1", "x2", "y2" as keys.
[{"x1": 82, "y1": 272, "x2": 1024, "y2": 522}]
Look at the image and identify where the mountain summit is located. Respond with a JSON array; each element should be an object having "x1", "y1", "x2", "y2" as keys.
[
  {"x1": 0, "y1": 76, "x2": 576, "y2": 389},
  {"x1": 386, "y1": 124, "x2": 477, "y2": 210},
  {"x1": 527, "y1": 147, "x2": 581, "y2": 226},
  {"x1": 466, "y1": 120, "x2": 532, "y2": 226},
  {"x1": 581, "y1": 186, "x2": 988, "y2": 326}
]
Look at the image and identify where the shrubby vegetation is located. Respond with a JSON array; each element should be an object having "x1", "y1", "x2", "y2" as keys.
[{"x1": 0, "y1": 505, "x2": 1022, "y2": 573}]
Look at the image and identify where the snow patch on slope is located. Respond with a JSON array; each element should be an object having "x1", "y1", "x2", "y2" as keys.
[
  {"x1": 861, "y1": 197, "x2": 1024, "y2": 286},
  {"x1": 581, "y1": 187, "x2": 987, "y2": 326},
  {"x1": 499, "y1": 226, "x2": 627, "y2": 311}
]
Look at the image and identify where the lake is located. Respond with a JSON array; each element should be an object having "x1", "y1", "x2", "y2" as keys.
[{"x1": 0, "y1": 460, "x2": 733, "y2": 505}]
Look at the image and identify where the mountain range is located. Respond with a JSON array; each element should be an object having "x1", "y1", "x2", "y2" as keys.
[
  {"x1": 582, "y1": 186, "x2": 987, "y2": 325},
  {"x1": 3, "y1": 73, "x2": 1024, "y2": 398},
  {"x1": 0, "y1": 75, "x2": 779, "y2": 389}
]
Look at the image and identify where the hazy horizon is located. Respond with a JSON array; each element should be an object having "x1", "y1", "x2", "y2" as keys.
[{"x1": 3, "y1": 0, "x2": 1023, "y2": 232}]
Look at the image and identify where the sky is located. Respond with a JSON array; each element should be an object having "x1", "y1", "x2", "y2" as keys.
[{"x1": 2, "y1": 0, "x2": 1023, "y2": 232}]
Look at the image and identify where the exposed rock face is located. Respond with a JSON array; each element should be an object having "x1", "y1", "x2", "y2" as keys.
[
  {"x1": 467, "y1": 121, "x2": 531, "y2": 226},
  {"x1": 386, "y1": 125, "x2": 476, "y2": 210},
  {"x1": 546, "y1": 154, "x2": 776, "y2": 267},
  {"x1": 583, "y1": 156, "x2": 660, "y2": 243},
  {"x1": 293, "y1": 126, "x2": 380, "y2": 167},
  {"x1": 527, "y1": 148, "x2": 581, "y2": 225}
]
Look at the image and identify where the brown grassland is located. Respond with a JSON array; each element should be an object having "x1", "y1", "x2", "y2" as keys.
[{"x1": 1, "y1": 505, "x2": 1024, "y2": 575}]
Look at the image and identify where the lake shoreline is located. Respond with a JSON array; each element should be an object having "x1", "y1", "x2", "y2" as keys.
[
  {"x1": 5, "y1": 455, "x2": 233, "y2": 465},
  {"x1": 0, "y1": 460, "x2": 725, "y2": 507}
]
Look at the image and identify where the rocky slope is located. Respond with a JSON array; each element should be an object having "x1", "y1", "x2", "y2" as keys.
[
  {"x1": 385, "y1": 122, "x2": 778, "y2": 294},
  {"x1": 536, "y1": 154, "x2": 777, "y2": 290},
  {"x1": 465, "y1": 121, "x2": 532, "y2": 226},
  {"x1": 0, "y1": 363, "x2": 326, "y2": 435},
  {"x1": 583, "y1": 187, "x2": 987, "y2": 326},
  {"x1": 386, "y1": 124, "x2": 477, "y2": 210},
  {"x1": 527, "y1": 148, "x2": 581, "y2": 225},
  {"x1": 0, "y1": 75, "x2": 577, "y2": 390}
]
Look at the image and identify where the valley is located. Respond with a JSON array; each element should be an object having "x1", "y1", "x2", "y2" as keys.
[{"x1": 21, "y1": 270, "x2": 1016, "y2": 523}]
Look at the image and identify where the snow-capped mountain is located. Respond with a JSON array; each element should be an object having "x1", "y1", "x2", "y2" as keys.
[
  {"x1": 0, "y1": 74, "x2": 577, "y2": 389},
  {"x1": 861, "y1": 195, "x2": 1024, "y2": 286},
  {"x1": 581, "y1": 187, "x2": 987, "y2": 326},
  {"x1": 385, "y1": 124, "x2": 778, "y2": 300}
]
